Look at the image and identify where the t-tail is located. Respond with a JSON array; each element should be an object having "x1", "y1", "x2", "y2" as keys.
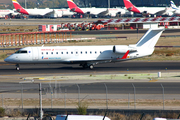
[
  {"x1": 67, "y1": 0, "x2": 84, "y2": 14},
  {"x1": 12, "y1": 0, "x2": 29, "y2": 15},
  {"x1": 135, "y1": 28, "x2": 164, "y2": 56},
  {"x1": 123, "y1": 0, "x2": 141, "y2": 13},
  {"x1": 170, "y1": 1, "x2": 179, "y2": 10}
]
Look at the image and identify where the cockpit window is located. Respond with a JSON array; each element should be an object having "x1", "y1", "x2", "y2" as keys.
[{"x1": 15, "y1": 50, "x2": 27, "y2": 54}]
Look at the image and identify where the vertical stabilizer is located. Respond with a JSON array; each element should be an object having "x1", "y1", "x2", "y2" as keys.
[
  {"x1": 136, "y1": 28, "x2": 164, "y2": 48},
  {"x1": 67, "y1": 0, "x2": 84, "y2": 14},
  {"x1": 123, "y1": 0, "x2": 141, "y2": 13},
  {"x1": 170, "y1": 1, "x2": 178, "y2": 10},
  {"x1": 12, "y1": 0, "x2": 29, "y2": 15}
]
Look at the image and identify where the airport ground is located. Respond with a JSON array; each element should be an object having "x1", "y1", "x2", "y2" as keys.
[{"x1": 0, "y1": 19, "x2": 180, "y2": 119}]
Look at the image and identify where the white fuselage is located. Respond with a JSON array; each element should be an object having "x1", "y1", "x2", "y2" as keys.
[
  {"x1": 0, "y1": 9, "x2": 15, "y2": 17},
  {"x1": 24, "y1": 8, "x2": 53, "y2": 16},
  {"x1": 78, "y1": 8, "x2": 126, "y2": 17},
  {"x1": 53, "y1": 9, "x2": 74, "y2": 17},
  {"x1": 4, "y1": 45, "x2": 153, "y2": 64}
]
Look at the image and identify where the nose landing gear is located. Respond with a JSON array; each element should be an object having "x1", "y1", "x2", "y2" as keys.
[{"x1": 16, "y1": 64, "x2": 20, "y2": 71}]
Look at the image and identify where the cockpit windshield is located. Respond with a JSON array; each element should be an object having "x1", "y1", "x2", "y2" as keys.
[{"x1": 15, "y1": 50, "x2": 27, "y2": 54}]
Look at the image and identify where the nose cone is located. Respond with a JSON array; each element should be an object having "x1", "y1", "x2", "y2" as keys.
[
  {"x1": 4, "y1": 56, "x2": 10, "y2": 63},
  {"x1": 4, "y1": 56, "x2": 14, "y2": 63}
]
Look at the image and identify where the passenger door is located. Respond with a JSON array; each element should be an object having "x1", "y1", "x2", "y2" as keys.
[{"x1": 32, "y1": 48, "x2": 39, "y2": 61}]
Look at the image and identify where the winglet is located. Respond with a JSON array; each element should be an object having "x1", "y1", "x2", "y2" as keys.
[
  {"x1": 121, "y1": 50, "x2": 130, "y2": 59},
  {"x1": 12, "y1": 0, "x2": 29, "y2": 15},
  {"x1": 67, "y1": 0, "x2": 84, "y2": 14},
  {"x1": 123, "y1": 0, "x2": 140, "y2": 13}
]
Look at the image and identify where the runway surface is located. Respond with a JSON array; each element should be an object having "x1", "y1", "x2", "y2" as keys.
[
  {"x1": 1, "y1": 82, "x2": 180, "y2": 97},
  {"x1": 0, "y1": 61, "x2": 180, "y2": 99},
  {"x1": 0, "y1": 61, "x2": 180, "y2": 75}
]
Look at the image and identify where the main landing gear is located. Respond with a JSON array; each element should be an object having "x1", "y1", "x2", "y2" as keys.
[
  {"x1": 81, "y1": 63, "x2": 94, "y2": 69},
  {"x1": 16, "y1": 64, "x2": 20, "y2": 71}
]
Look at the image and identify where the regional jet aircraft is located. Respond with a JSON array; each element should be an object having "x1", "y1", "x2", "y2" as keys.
[{"x1": 4, "y1": 28, "x2": 164, "y2": 70}]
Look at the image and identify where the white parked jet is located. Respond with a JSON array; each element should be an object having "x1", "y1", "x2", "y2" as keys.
[
  {"x1": 123, "y1": 0, "x2": 173, "y2": 16},
  {"x1": 170, "y1": 1, "x2": 180, "y2": 16},
  {"x1": 12, "y1": 0, "x2": 73, "y2": 18},
  {"x1": 12, "y1": 0, "x2": 54, "y2": 16},
  {"x1": 67, "y1": 0, "x2": 126, "y2": 17},
  {"x1": 4, "y1": 28, "x2": 164, "y2": 70}
]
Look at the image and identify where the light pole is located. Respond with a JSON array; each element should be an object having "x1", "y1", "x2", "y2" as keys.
[
  {"x1": 108, "y1": 0, "x2": 110, "y2": 8},
  {"x1": 25, "y1": 0, "x2": 27, "y2": 9}
]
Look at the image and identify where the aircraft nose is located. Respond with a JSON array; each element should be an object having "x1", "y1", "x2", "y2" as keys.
[
  {"x1": 4, "y1": 57, "x2": 10, "y2": 63},
  {"x1": 4, "y1": 56, "x2": 14, "y2": 63}
]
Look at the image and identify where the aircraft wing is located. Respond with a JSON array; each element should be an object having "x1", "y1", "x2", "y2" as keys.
[
  {"x1": 154, "y1": 9, "x2": 166, "y2": 15},
  {"x1": 96, "y1": 9, "x2": 109, "y2": 16},
  {"x1": 85, "y1": 8, "x2": 108, "y2": 16}
]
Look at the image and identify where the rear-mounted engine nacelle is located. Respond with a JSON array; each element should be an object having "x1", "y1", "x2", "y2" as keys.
[
  {"x1": 113, "y1": 45, "x2": 137, "y2": 54},
  {"x1": 113, "y1": 45, "x2": 129, "y2": 54}
]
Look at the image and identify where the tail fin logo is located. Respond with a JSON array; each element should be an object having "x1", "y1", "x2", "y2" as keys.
[
  {"x1": 67, "y1": 0, "x2": 84, "y2": 14},
  {"x1": 123, "y1": 0, "x2": 141, "y2": 13},
  {"x1": 12, "y1": 0, "x2": 29, "y2": 15}
]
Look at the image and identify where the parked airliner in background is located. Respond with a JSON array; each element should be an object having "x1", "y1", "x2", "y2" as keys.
[
  {"x1": 123, "y1": 0, "x2": 174, "y2": 16},
  {"x1": 170, "y1": 1, "x2": 180, "y2": 16},
  {"x1": 12, "y1": 0, "x2": 73, "y2": 18},
  {"x1": 0, "y1": 9, "x2": 18, "y2": 18},
  {"x1": 67, "y1": 0, "x2": 126, "y2": 17},
  {"x1": 12, "y1": 0, "x2": 53, "y2": 16},
  {"x1": 4, "y1": 28, "x2": 164, "y2": 70}
]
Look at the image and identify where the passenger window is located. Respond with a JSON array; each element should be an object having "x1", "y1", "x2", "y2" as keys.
[
  {"x1": 67, "y1": 52, "x2": 68, "y2": 54},
  {"x1": 95, "y1": 51, "x2": 97, "y2": 54},
  {"x1": 71, "y1": 52, "x2": 73, "y2": 54},
  {"x1": 46, "y1": 52, "x2": 48, "y2": 55},
  {"x1": 61, "y1": 52, "x2": 63, "y2": 54},
  {"x1": 81, "y1": 51, "x2": 82, "y2": 54},
  {"x1": 100, "y1": 51, "x2": 102, "y2": 54},
  {"x1": 90, "y1": 51, "x2": 92, "y2": 54},
  {"x1": 85, "y1": 51, "x2": 87, "y2": 54},
  {"x1": 42, "y1": 52, "x2": 43, "y2": 55},
  {"x1": 51, "y1": 52, "x2": 53, "y2": 54},
  {"x1": 56, "y1": 52, "x2": 58, "y2": 54},
  {"x1": 76, "y1": 52, "x2": 78, "y2": 54}
]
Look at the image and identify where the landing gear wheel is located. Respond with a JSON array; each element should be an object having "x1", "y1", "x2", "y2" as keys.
[
  {"x1": 89, "y1": 65, "x2": 94, "y2": 69},
  {"x1": 16, "y1": 67, "x2": 19, "y2": 71},
  {"x1": 16, "y1": 64, "x2": 20, "y2": 71}
]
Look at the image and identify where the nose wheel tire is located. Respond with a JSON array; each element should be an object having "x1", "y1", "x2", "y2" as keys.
[
  {"x1": 16, "y1": 67, "x2": 19, "y2": 71},
  {"x1": 16, "y1": 64, "x2": 20, "y2": 71}
]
